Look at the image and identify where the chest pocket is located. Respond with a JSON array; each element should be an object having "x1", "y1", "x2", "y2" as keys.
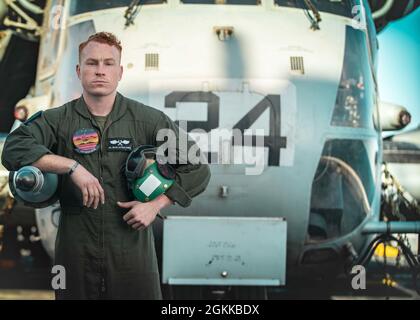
[
  {"x1": 58, "y1": 119, "x2": 100, "y2": 172},
  {"x1": 100, "y1": 120, "x2": 146, "y2": 181}
]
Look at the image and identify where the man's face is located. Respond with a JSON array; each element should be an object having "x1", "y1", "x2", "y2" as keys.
[{"x1": 76, "y1": 41, "x2": 123, "y2": 97}]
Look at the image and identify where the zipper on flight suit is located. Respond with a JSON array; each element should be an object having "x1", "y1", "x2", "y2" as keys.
[
  {"x1": 92, "y1": 117, "x2": 112, "y2": 296},
  {"x1": 99, "y1": 128, "x2": 105, "y2": 295},
  {"x1": 97, "y1": 118, "x2": 113, "y2": 296}
]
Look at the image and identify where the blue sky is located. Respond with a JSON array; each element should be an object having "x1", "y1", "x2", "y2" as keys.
[{"x1": 377, "y1": 7, "x2": 420, "y2": 133}]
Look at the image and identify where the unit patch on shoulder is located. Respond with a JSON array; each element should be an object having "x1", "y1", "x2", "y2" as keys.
[{"x1": 107, "y1": 138, "x2": 133, "y2": 152}]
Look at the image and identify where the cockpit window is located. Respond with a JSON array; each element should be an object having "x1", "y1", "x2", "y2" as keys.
[
  {"x1": 182, "y1": 0, "x2": 260, "y2": 5},
  {"x1": 274, "y1": 0, "x2": 357, "y2": 18},
  {"x1": 70, "y1": 0, "x2": 165, "y2": 16}
]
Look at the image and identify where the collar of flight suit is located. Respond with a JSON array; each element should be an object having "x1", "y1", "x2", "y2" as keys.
[{"x1": 74, "y1": 92, "x2": 127, "y2": 123}]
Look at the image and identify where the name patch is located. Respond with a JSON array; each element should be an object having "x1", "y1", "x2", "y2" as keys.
[{"x1": 107, "y1": 138, "x2": 133, "y2": 152}]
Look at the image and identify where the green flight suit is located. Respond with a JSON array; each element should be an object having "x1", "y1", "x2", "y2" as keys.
[{"x1": 1, "y1": 92, "x2": 211, "y2": 299}]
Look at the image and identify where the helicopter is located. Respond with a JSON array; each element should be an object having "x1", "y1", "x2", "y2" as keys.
[{"x1": 0, "y1": 0, "x2": 419, "y2": 298}]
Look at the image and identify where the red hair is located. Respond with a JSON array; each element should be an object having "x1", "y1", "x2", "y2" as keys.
[{"x1": 79, "y1": 32, "x2": 122, "y2": 61}]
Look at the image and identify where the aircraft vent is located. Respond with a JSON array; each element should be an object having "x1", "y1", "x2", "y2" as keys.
[
  {"x1": 145, "y1": 53, "x2": 159, "y2": 70},
  {"x1": 290, "y1": 56, "x2": 305, "y2": 74}
]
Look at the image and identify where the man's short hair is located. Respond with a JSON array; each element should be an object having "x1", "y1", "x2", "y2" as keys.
[{"x1": 79, "y1": 32, "x2": 122, "y2": 61}]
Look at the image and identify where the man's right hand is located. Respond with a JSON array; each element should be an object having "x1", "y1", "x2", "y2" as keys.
[
  {"x1": 31, "y1": 154, "x2": 105, "y2": 208},
  {"x1": 70, "y1": 164, "x2": 105, "y2": 209}
]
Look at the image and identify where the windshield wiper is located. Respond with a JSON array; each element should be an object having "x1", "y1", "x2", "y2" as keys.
[
  {"x1": 302, "y1": 0, "x2": 322, "y2": 30},
  {"x1": 124, "y1": 0, "x2": 142, "y2": 27}
]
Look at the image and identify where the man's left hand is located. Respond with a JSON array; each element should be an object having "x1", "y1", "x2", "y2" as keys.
[{"x1": 117, "y1": 200, "x2": 160, "y2": 230}]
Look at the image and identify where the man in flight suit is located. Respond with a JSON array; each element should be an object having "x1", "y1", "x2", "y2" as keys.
[{"x1": 1, "y1": 32, "x2": 211, "y2": 299}]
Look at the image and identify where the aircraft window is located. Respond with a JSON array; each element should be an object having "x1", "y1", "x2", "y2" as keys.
[
  {"x1": 274, "y1": 0, "x2": 356, "y2": 18},
  {"x1": 70, "y1": 0, "x2": 165, "y2": 16},
  {"x1": 53, "y1": 20, "x2": 96, "y2": 103},
  {"x1": 307, "y1": 138, "x2": 378, "y2": 242},
  {"x1": 331, "y1": 26, "x2": 375, "y2": 129},
  {"x1": 182, "y1": 0, "x2": 260, "y2": 5},
  {"x1": 363, "y1": 0, "x2": 378, "y2": 71}
]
